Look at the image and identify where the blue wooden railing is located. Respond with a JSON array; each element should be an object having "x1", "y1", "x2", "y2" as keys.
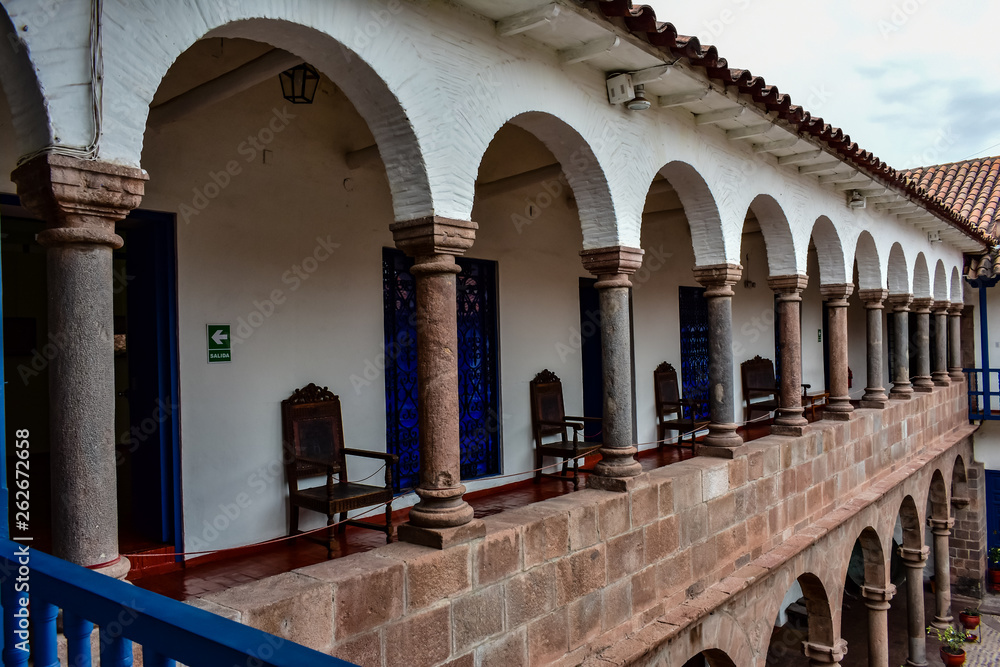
[
  {"x1": 0, "y1": 539, "x2": 355, "y2": 667},
  {"x1": 963, "y1": 368, "x2": 1000, "y2": 421}
]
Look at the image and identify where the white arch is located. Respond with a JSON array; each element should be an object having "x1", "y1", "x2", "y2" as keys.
[
  {"x1": 0, "y1": 4, "x2": 51, "y2": 155},
  {"x1": 853, "y1": 231, "x2": 883, "y2": 291},
  {"x1": 810, "y1": 216, "x2": 848, "y2": 285},
  {"x1": 474, "y1": 111, "x2": 617, "y2": 249},
  {"x1": 748, "y1": 194, "x2": 801, "y2": 276},
  {"x1": 933, "y1": 260, "x2": 949, "y2": 301},
  {"x1": 913, "y1": 253, "x2": 931, "y2": 298},
  {"x1": 950, "y1": 266, "x2": 964, "y2": 304},
  {"x1": 887, "y1": 243, "x2": 910, "y2": 294}
]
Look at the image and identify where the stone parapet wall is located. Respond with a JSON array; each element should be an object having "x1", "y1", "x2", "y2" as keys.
[{"x1": 198, "y1": 384, "x2": 974, "y2": 666}]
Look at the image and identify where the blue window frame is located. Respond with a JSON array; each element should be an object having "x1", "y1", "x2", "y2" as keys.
[{"x1": 678, "y1": 286, "x2": 710, "y2": 420}]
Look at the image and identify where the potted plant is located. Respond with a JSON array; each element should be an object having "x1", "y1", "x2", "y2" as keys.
[
  {"x1": 958, "y1": 605, "x2": 980, "y2": 636},
  {"x1": 927, "y1": 625, "x2": 969, "y2": 666}
]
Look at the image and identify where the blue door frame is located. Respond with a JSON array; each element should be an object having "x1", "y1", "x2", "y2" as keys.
[{"x1": 0, "y1": 195, "x2": 183, "y2": 554}]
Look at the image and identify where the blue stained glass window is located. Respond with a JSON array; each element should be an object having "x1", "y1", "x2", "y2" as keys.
[
  {"x1": 382, "y1": 248, "x2": 501, "y2": 493},
  {"x1": 678, "y1": 286, "x2": 710, "y2": 420}
]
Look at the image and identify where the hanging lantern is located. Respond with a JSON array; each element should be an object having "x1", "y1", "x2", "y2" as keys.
[{"x1": 279, "y1": 63, "x2": 320, "y2": 104}]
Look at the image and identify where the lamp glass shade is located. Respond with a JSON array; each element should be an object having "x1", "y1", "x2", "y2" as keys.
[{"x1": 279, "y1": 63, "x2": 320, "y2": 104}]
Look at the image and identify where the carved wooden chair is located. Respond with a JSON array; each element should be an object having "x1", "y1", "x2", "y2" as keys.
[
  {"x1": 740, "y1": 356, "x2": 780, "y2": 423},
  {"x1": 281, "y1": 383, "x2": 398, "y2": 556},
  {"x1": 529, "y1": 369, "x2": 601, "y2": 490},
  {"x1": 653, "y1": 362, "x2": 706, "y2": 448}
]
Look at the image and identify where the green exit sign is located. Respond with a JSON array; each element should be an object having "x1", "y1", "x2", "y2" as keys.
[{"x1": 207, "y1": 324, "x2": 232, "y2": 363}]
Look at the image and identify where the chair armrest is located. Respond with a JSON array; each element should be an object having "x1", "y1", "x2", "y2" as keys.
[
  {"x1": 563, "y1": 415, "x2": 601, "y2": 423},
  {"x1": 342, "y1": 448, "x2": 400, "y2": 464},
  {"x1": 538, "y1": 419, "x2": 584, "y2": 430}
]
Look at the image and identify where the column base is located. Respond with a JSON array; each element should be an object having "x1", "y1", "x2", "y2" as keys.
[
  {"x1": 703, "y1": 422, "x2": 743, "y2": 449},
  {"x1": 932, "y1": 372, "x2": 951, "y2": 386},
  {"x1": 905, "y1": 661, "x2": 927, "y2": 667},
  {"x1": 823, "y1": 410, "x2": 854, "y2": 421},
  {"x1": 771, "y1": 424, "x2": 809, "y2": 437},
  {"x1": 890, "y1": 386, "x2": 914, "y2": 399},
  {"x1": 398, "y1": 519, "x2": 486, "y2": 550},
  {"x1": 695, "y1": 443, "x2": 749, "y2": 459},
  {"x1": 89, "y1": 556, "x2": 131, "y2": 580},
  {"x1": 859, "y1": 398, "x2": 889, "y2": 409},
  {"x1": 587, "y1": 474, "x2": 644, "y2": 492},
  {"x1": 593, "y1": 447, "x2": 642, "y2": 480},
  {"x1": 913, "y1": 377, "x2": 934, "y2": 392},
  {"x1": 930, "y1": 616, "x2": 954, "y2": 630},
  {"x1": 948, "y1": 369, "x2": 964, "y2": 382}
]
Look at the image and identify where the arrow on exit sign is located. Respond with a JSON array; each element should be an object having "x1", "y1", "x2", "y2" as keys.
[{"x1": 207, "y1": 324, "x2": 232, "y2": 363}]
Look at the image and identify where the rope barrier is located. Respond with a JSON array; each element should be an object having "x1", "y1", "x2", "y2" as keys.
[{"x1": 125, "y1": 408, "x2": 780, "y2": 559}]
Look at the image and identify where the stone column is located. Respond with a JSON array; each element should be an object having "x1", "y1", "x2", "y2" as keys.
[
  {"x1": 802, "y1": 639, "x2": 848, "y2": 667},
  {"x1": 929, "y1": 517, "x2": 955, "y2": 629},
  {"x1": 888, "y1": 294, "x2": 914, "y2": 399},
  {"x1": 861, "y1": 584, "x2": 895, "y2": 667},
  {"x1": 769, "y1": 275, "x2": 809, "y2": 436},
  {"x1": 820, "y1": 284, "x2": 854, "y2": 419},
  {"x1": 581, "y1": 247, "x2": 644, "y2": 491},
  {"x1": 11, "y1": 154, "x2": 146, "y2": 579},
  {"x1": 899, "y1": 546, "x2": 930, "y2": 667},
  {"x1": 859, "y1": 289, "x2": 889, "y2": 408},
  {"x1": 693, "y1": 264, "x2": 745, "y2": 458},
  {"x1": 931, "y1": 301, "x2": 951, "y2": 386},
  {"x1": 911, "y1": 297, "x2": 935, "y2": 392},
  {"x1": 390, "y1": 216, "x2": 484, "y2": 548},
  {"x1": 947, "y1": 303, "x2": 964, "y2": 382}
]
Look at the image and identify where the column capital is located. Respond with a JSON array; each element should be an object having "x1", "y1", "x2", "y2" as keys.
[
  {"x1": 910, "y1": 296, "x2": 934, "y2": 313},
  {"x1": 928, "y1": 516, "x2": 955, "y2": 534},
  {"x1": 802, "y1": 639, "x2": 848, "y2": 664},
  {"x1": 932, "y1": 300, "x2": 950, "y2": 314},
  {"x1": 899, "y1": 545, "x2": 929, "y2": 566},
  {"x1": 768, "y1": 273, "x2": 809, "y2": 299},
  {"x1": 861, "y1": 583, "x2": 896, "y2": 607},
  {"x1": 580, "y1": 246, "x2": 644, "y2": 288},
  {"x1": 858, "y1": 288, "x2": 888, "y2": 308},
  {"x1": 693, "y1": 262, "x2": 742, "y2": 287},
  {"x1": 11, "y1": 153, "x2": 147, "y2": 249},
  {"x1": 947, "y1": 302, "x2": 964, "y2": 315},
  {"x1": 886, "y1": 293, "x2": 913, "y2": 312},
  {"x1": 820, "y1": 282, "x2": 854, "y2": 304},
  {"x1": 390, "y1": 216, "x2": 477, "y2": 258}
]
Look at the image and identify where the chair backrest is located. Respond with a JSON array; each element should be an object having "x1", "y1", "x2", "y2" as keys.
[
  {"x1": 653, "y1": 362, "x2": 682, "y2": 417},
  {"x1": 281, "y1": 383, "x2": 346, "y2": 491},
  {"x1": 741, "y1": 355, "x2": 777, "y2": 400},
  {"x1": 530, "y1": 369, "x2": 566, "y2": 440}
]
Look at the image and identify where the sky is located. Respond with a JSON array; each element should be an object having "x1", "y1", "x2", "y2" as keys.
[{"x1": 642, "y1": 0, "x2": 1000, "y2": 170}]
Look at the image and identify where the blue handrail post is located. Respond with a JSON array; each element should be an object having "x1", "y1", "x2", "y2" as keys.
[
  {"x1": 141, "y1": 648, "x2": 177, "y2": 667},
  {"x1": 64, "y1": 611, "x2": 95, "y2": 667},
  {"x1": 99, "y1": 629, "x2": 134, "y2": 667},
  {"x1": 0, "y1": 568, "x2": 29, "y2": 667},
  {"x1": 33, "y1": 599, "x2": 59, "y2": 667}
]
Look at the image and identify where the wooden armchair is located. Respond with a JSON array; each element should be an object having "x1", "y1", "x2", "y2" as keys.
[
  {"x1": 740, "y1": 356, "x2": 780, "y2": 422},
  {"x1": 653, "y1": 362, "x2": 706, "y2": 448},
  {"x1": 529, "y1": 370, "x2": 601, "y2": 490},
  {"x1": 281, "y1": 383, "x2": 398, "y2": 556}
]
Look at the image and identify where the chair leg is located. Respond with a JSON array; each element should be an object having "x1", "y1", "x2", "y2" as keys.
[
  {"x1": 534, "y1": 451, "x2": 542, "y2": 483},
  {"x1": 384, "y1": 503, "x2": 393, "y2": 544},
  {"x1": 571, "y1": 456, "x2": 579, "y2": 491},
  {"x1": 290, "y1": 505, "x2": 299, "y2": 535},
  {"x1": 326, "y1": 515, "x2": 335, "y2": 559},
  {"x1": 338, "y1": 511, "x2": 347, "y2": 535}
]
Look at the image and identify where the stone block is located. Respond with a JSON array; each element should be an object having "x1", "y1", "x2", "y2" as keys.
[
  {"x1": 556, "y1": 544, "x2": 606, "y2": 604},
  {"x1": 520, "y1": 508, "x2": 570, "y2": 567},
  {"x1": 567, "y1": 502, "x2": 599, "y2": 551},
  {"x1": 506, "y1": 563, "x2": 556, "y2": 628},
  {"x1": 602, "y1": 577, "x2": 632, "y2": 629},
  {"x1": 657, "y1": 549, "x2": 692, "y2": 597},
  {"x1": 691, "y1": 536, "x2": 718, "y2": 579},
  {"x1": 703, "y1": 464, "x2": 729, "y2": 500},
  {"x1": 385, "y1": 605, "x2": 451, "y2": 667},
  {"x1": 644, "y1": 515, "x2": 679, "y2": 564},
  {"x1": 748, "y1": 449, "x2": 764, "y2": 480},
  {"x1": 631, "y1": 482, "x2": 659, "y2": 527},
  {"x1": 186, "y1": 597, "x2": 241, "y2": 622},
  {"x1": 204, "y1": 572, "x2": 334, "y2": 651},
  {"x1": 606, "y1": 529, "x2": 644, "y2": 579},
  {"x1": 453, "y1": 584, "x2": 505, "y2": 653},
  {"x1": 728, "y1": 458, "x2": 748, "y2": 489},
  {"x1": 298, "y1": 551, "x2": 405, "y2": 641},
  {"x1": 567, "y1": 590, "x2": 601, "y2": 649},
  {"x1": 376, "y1": 541, "x2": 470, "y2": 612},
  {"x1": 629, "y1": 565, "x2": 655, "y2": 614},
  {"x1": 678, "y1": 504, "x2": 708, "y2": 548},
  {"x1": 598, "y1": 493, "x2": 630, "y2": 539},
  {"x1": 476, "y1": 520, "x2": 522, "y2": 585},
  {"x1": 478, "y1": 626, "x2": 527, "y2": 667},
  {"x1": 331, "y1": 630, "x2": 381, "y2": 667},
  {"x1": 528, "y1": 608, "x2": 568, "y2": 666},
  {"x1": 707, "y1": 493, "x2": 736, "y2": 533}
]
